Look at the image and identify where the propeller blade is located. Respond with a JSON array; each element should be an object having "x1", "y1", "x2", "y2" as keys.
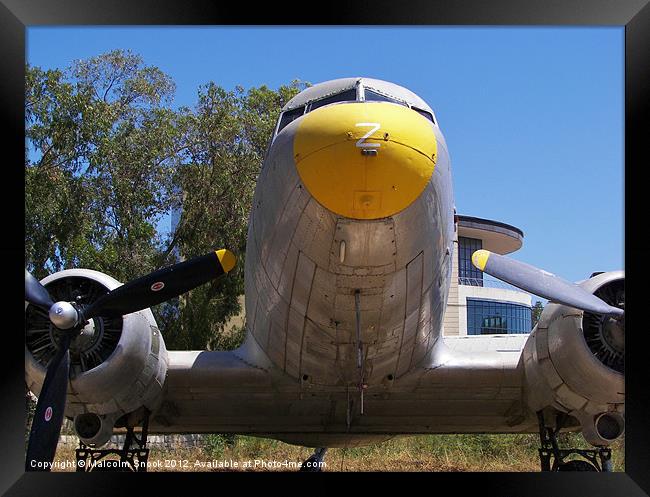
[
  {"x1": 471, "y1": 250, "x2": 623, "y2": 317},
  {"x1": 25, "y1": 334, "x2": 71, "y2": 471},
  {"x1": 83, "y1": 249, "x2": 236, "y2": 320},
  {"x1": 25, "y1": 270, "x2": 54, "y2": 311}
]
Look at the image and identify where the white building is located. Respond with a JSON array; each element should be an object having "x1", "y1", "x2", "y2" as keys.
[{"x1": 443, "y1": 215, "x2": 532, "y2": 336}]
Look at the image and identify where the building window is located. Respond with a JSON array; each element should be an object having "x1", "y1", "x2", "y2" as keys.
[
  {"x1": 458, "y1": 236, "x2": 483, "y2": 286},
  {"x1": 466, "y1": 298, "x2": 532, "y2": 335}
]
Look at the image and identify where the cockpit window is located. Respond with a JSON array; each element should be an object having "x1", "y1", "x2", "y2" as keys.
[
  {"x1": 308, "y1": 88, "x2": 358, "y2": 112},
  {"x1": 277, "y1": 106, "x2": 305, "y2": 133},
  {"x1": 412, "y1": 107, "x2": 435, "y2": 124},
  {"x1": 364, "y1": 89, "x2": 407, "y2": 106}
]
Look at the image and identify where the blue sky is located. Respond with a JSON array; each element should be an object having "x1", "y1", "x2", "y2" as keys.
[{"x1": 27, "y1": 27, "x2": 624, "y2": 286}]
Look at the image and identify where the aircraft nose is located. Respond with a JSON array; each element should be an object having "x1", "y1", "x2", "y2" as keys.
[{"x1": 293, "y1": 102, "x2": 437, "y2": 220}]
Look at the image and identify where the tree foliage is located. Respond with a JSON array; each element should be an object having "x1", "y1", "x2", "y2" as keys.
[
  {"x1": 26, "y1": 50, "x2": 180, "y2": 280},
  {"x1": 25, "y1": 49, "x2": 307, "y2": 350},
  {"x1": 160, "y1": 82, "x2": 305, "y2": 349},
  {"x1": 532, "y1": 300, "x2": 545, "y2": 328}
]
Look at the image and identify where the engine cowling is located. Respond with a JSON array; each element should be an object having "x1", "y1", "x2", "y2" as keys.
[
  {"x1": 25, "y1": 269, "x2": 169, "y2": 446},
  {"x1": 522, "y1": 271, "x2": 624, "y2": 446}
]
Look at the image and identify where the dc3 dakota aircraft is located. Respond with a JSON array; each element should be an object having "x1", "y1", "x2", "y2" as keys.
[{"x1": 25, "y1": 78, "x2": 624, "y2": 472}]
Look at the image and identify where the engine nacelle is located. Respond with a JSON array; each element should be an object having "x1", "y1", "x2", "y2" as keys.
[
  {"x1": 25, "y1": 269, "x2": 169, "y2": 446},
  {"x1": 522, "y1": 271, "x2": 624, "y2": 446}
]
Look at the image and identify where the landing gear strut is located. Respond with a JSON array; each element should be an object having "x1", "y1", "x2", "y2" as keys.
[
  {"x1": 299, "y1": 447, "x2": 328, "y2": 472},
  {"x1": 537, "y1": 411, "x2": 613, "y2": 472},
  {"x1": 76, "y1": 410, "x2": 150, "y2": 472}
]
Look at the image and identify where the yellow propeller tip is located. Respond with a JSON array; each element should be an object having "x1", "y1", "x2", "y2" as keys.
[
  {"x1": 215, "y1": 249, "x2": 236, "y2": 273},
  {"x1": 471, "y1": 249, "x2": 491, "y2": 271}
]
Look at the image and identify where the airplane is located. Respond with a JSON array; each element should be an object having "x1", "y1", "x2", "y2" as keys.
[{"x1": 24, "y1": 77, "x2": 624, "y2": 472}]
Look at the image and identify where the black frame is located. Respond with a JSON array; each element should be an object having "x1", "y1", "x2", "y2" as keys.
[{"x1": 2, "y1": 1, "x2": 647, "y2": 495}]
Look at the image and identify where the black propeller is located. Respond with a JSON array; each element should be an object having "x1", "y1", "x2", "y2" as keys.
[
  {"x1": 471, "y1": 249, "x2": 623, "y2": 318},
  {"x1": 25, "y1": 269, "x2": 54, "y2": 311},
  {"x1": 82, "y1": 250, "x2": 236, "y2": 321},
  {"x1": 24, "y1": 249, "x2": 236, "y2": 471},
  {"x1": 25, "y1": 334, "x2": 71, "y2": 471}
]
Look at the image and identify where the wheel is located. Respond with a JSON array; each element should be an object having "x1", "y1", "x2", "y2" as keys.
[
  {"x1": 556, "y1": 460, "x2": 598, "y2": 471},
  {"x1": 601, "y1": 457, "x2": 613, "y2": 472}
]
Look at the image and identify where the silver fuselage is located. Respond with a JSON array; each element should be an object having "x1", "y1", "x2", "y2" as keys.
[
  {"x1": 243, "y1": 106, "x2": 454, "y2": 387},
  {"x1": 150, "y1": 80, "x2": 538, "y2": 446}
]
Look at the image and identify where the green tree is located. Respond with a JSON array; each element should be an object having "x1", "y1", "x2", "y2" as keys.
[
  {"x1": 25, "y1": 49, "x2": 307, "y2": 350},
  {"x1": 157, "y1": 81, "x2": 307, "y2": 350},
  {"x1": 26, "y1": 50, "x2": 181, "y2": 281},
  {"x1": 26, "y1": 65, "x2": 91, "y2": 278},
  {"x1": 532, "y1": 300, "x2": 545, "y2": 328}
]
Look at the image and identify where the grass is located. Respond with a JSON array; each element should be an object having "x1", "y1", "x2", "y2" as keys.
[{"x1": 49, "y1": 432, "x2": 625, "y2": 472}]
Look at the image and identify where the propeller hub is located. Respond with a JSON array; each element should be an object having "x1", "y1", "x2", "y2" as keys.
[{"x1": 48, "y1": 301, "x2": 78, "y2": 330}]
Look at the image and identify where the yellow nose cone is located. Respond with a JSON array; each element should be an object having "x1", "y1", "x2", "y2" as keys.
[{"x1": 293, "y1": 102, "x2": 437, "y2": 219}]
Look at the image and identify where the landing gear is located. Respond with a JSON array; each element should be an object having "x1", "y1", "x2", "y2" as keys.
[
  {"x1": 76, "y1": 410, "x2": 150, "y2": 472},
  {"x1": 299, "y1": 447, "x2": 328, "y2": 472},
  {"x1": 537, "y1": 411, "x2": 612, "y2": 472}
]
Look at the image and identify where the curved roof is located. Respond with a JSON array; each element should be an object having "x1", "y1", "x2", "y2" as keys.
[
  {"x1": 457, "y1": 215, "x2": 524, "y2": 255},
  {"x1": 282, "y1": 77, "x2": 435, "y2": 116}
]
